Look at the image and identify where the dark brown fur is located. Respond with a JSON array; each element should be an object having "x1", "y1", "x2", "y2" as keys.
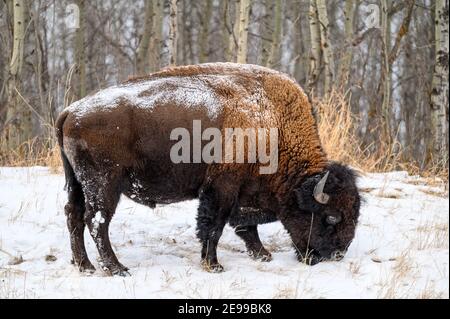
[{"x1": 56, "y1": 63, "x2": 360, "y2": 275}]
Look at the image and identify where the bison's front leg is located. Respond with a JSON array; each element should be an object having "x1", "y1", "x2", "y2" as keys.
[
  {"x1": 196, "y1": 181, "x2": 235, "y2": 273},
  {"x1": 234, "y1": 225, "x2": 272, "y2": 261}
]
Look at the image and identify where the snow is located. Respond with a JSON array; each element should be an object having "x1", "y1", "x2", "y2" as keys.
[
  {"x1": 0, "y1": 167, "x2": 448, "y2": 299},
  {"x1": 66, "y1": 76, "x2": 224, "y2": 119}
]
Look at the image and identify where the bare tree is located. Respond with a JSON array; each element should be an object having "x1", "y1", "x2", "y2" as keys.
[
  {"x1": 430, "y1": 0, "x2": 449, "y2": 163},
  {"x1": 308, "y1": 0, "x2": 320, "y2": 93},
  {"x1": 228, "y1": 0, "x2": 241, "y2": 62},
  {"x1": 5, "y1": 0, "x2": 31, "y2": 148},
  {"x1": 149, "y1": 0, "x2": 163, "y2": 72},
  {"x1": 168, "y1": 0, "x2": 178, "y2": 66},
  {"x1": 73, "y1": 0, "x2": 86, "y2": 100},
  {"x1": 267, "y1": 0, "x2": 282, "y2": 68},
  {"x1": 337, "y1": 0, "x2": 354, "y2": 88},
  {"x1": 316, "y1": 0, "x2": 334, "y2": 96},
  {"x1": 199, "y1": 0, "x2": 213, "y2": 63},
  {"x1": 237, "y1": 0, "x2": 251, "y2": 63},
  {"x1": 136, "y1": 0, "x2": 154, "y2": 74}
]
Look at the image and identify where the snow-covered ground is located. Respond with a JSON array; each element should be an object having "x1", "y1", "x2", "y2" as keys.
[{"x1": 0, "y1": 167, "x2": 448, "y2": 299}]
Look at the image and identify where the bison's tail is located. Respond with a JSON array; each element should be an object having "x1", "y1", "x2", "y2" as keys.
[{"x1": 55, "y1": 110, "x2": 82, "y2": 194}]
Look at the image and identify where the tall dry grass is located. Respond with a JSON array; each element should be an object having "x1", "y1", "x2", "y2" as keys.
[
  {"x1": 0, "y1": 131, "x2": 62, "y2": 173},
  {"x1": 314, "y1": 90, "x2": 448, "y2": 179}
]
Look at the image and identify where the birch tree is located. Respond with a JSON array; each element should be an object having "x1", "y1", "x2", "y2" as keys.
[
  {"x1": 136, "y1": 0, "x2": 154, "y2": 74},
  {"x1": 73, "y1": 0, "x2": 86, "y2": 100},
  {"x1": 267, "y1": 0, "x2": 282, "y2": 68},
  {"x1": 316, "y1": 0, "x2": 334, "y2": 96},
  {"x1": 236, "y1": 0, "x2": 251, "y2": 63},
  {"x1": 308, "y1": 0, "x2": 321, "y2": 93},
  {"x1": 5, "y1": 0, "x2": 31, "y2": 148},
  {"x1": 149, "y1": 0, "x2": 163, "y2": 72},
  {"x1": 380, "y1": 0, "x2": 391, "y2": 142},
  {"x1": 168, "y1": 0, "x2": 178, "y2": 66},
  {"x1": 200, "y1": 0, "x2": 213, "y2": 63},
  {"x1": 430, "y1": 0, "x2": 449, "y2": 162},
  {"x1": 337, "y1": 0, "x2": 354, "y2": 88},
  {"x1": 227, "y1": 0, "x2": 241, "y2": 61}
]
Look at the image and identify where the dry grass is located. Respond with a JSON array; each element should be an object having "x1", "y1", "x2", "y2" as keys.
[
  {"x1": 0, "y1": 133, "x2": 62, "y2": 173},
  {"x1": 314, "y1": 90, "x2": 448, "y2": 179},
  {"x1": 414, "y1": 220, "x2": 449, "y2": 251},
  {"x1": 377, "y1": 251, "x2": 416, "y2": 299}
]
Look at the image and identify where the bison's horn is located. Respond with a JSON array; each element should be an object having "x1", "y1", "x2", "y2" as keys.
[{"x1": 313, "y1": 171, "x2": 330, "y2": 204}]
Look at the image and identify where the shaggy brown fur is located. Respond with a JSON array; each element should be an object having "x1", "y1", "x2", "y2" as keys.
[{"x1": 56, "y1": 63, "x2": 360, "y2": 275}]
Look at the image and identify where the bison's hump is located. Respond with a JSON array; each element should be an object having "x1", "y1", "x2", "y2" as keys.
[{"x1": 65, "y1": 75, "x2": 226, "y2": 119}]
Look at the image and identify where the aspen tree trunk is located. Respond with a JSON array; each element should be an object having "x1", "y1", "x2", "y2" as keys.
[
  {"x1": 293, "y1": 1, "x2": 307, "y2": 84},
  {"x1": 200, "y1": 0, "x2": 213, "y2": 63},
  {"x1": 221, "y1": 0, "x2": 231, "y2": 61},
  {"x1": 337, "y1": 0, "x2": 354, "y2": 88},
  {"x1": 228, "y1": 0, "x2": 241, "y2": 61},
  {"x1": 5, "y1": 0, "x2": 30, "y2": 149},
  {"x1": 307, "y1": 0, "x2": 321, "y2": 93},
  {"x1": 168, "y1": 0, "x2": 178, "y2": 66},
  {"x1": 430, "y1": 0, "x2": 449, "y2": 162},
  {"x1": 74, "y1": 0, "x2": 86, "y2": 100},
  {"x1": 136, "y1": 0, "x2": 154, "y2": 74},
  {"x1": 9, "y1": 0, "x2": 24, "y2": 78},
  {"x1": 380, "y1": 0, "x2": 391, "y2": 143},
  {"x1": 316, "y1": 0, "x2": 334, "y2": 96},
  {"x1": 236, "y1": 0, "x2": 251, "y2": 64},
  {"x1": 149, "y1": 0, "x2": 163, "y2": 72},
  {"x1": 267, "y1": 0, "x2": 282, "y2": 68},
  {"x1": 260, "y1": 0, "x2": 272, "y2": 67}
]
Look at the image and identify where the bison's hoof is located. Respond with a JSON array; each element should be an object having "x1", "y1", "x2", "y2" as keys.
[
  {"x1": 112, "y1": 269, "x2": 131, "y2": 277},
  {"x1": 80, "y1": 265, "x2": 96, "y2": 274},
  {"x1": 299, "y1": 255, "x2": 321, "y2": 266},
  {"x1": 100, "y1": 263, "x2": 131, "y2": 277},
  {"x1": 72, "y1": 259, "x2": 96, "y2": 274},
  {"x1": 201, "y1": 260, "x2": 225, "y2": 273},
  {"x1": 259, "y1": 253, "x2": 273, "y2": 262},
  {"x1": 249, "y1": 249, "x2": 272, "y2": 262}
]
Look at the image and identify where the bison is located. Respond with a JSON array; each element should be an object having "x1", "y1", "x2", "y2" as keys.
[{"x1": 56, "y1": 63, "x2": 360, "y2": 276}]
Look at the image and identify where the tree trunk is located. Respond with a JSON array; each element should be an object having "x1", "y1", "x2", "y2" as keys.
[
  {"x1": 168, "y1": 0, "x2": 178, "y2": 66},
  {"x1": 221, "y1": 0, "x2": 231, "y2": 61},
  {"x1": 429, "y1": 0, "x2": 449, "y2": 163},
  {"x1": 316, "y1": 0, "x2": 334, "y2": 96},
  {"x1": 5, "y1": 0, "x2": 31, "y2": 149},
  {"x1": 136, "y1": 0, "x2": 154, "y2": 74},
  {"x1": 149, "y1": 0, "x2": 163, "y2": 72},
  {"x1": 9, "y1": 0, "x2": 25, "y2": 78},
  {"x1": 228, "y1": 0, "x2": 241, "y2": 62},
  {"x1": 74, "y1": 0, "x2": 86, "y2": 100},
  {"x1": 337, "y1": 0, "x2": 354, "y2": 89},
  {"x1": 267, "y1": 0, "x2": 281, "y2": 68},
  {"x1": 307, "y1": 0, "x2": 321, "y2": 93},
  {"x1": 380, "y1": 0, "x2": 391, "y2": 144},
  {"x1": 236, "y1": 0, "x2": 251, "y2": 63},
  {"x1": 200, "y1": 0, "x2": 213, "y2": 63}
]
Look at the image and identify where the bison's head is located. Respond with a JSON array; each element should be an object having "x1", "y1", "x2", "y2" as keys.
[{"x1": 288, "y1": 162, "x2": 360, "y2": 265}]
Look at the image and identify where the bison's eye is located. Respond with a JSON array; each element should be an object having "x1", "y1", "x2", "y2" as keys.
[{"x1": 326, "y1": 215, "x2": 342, "y2": 225}]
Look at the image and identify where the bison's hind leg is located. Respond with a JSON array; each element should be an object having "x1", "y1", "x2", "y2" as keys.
[
  {"x1": 234, "y1": 225, "x2": 272, "y2": 262},
  {"x1": 81, "y1": 170, "x2": 130, "y2": 277},
  {"x1": 61, "y1": 148, "x2": 95, "y2": 274},
  {"x1": 65, "y1": 182, "x2": 96, "y2": 273}
]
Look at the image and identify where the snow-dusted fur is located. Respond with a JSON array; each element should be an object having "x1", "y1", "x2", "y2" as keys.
[{"x1": 55, "y1": 63, "x2": 360, "y2": 275}]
